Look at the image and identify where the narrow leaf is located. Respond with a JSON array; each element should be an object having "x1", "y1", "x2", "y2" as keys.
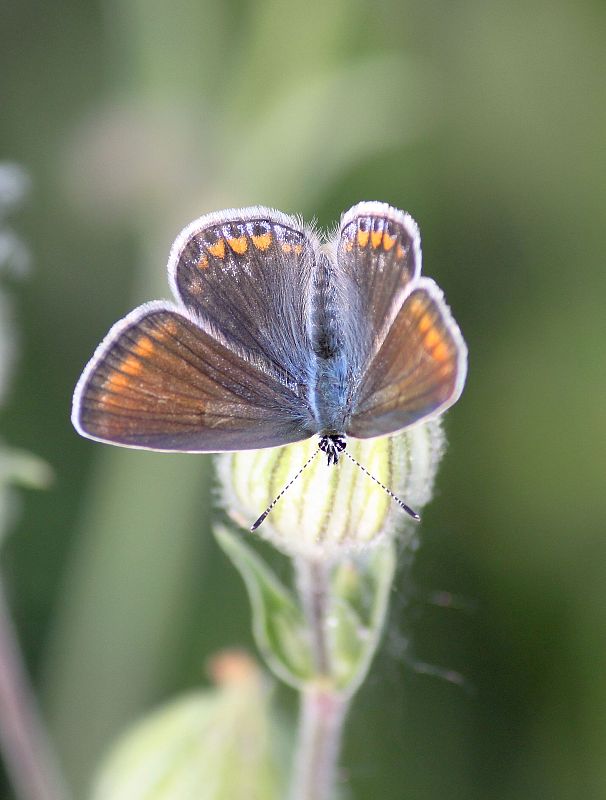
[{"x1": 214, "y1": 525, "x2": 313, "y2": 687}]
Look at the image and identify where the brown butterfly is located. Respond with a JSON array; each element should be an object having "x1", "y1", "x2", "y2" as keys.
[{"x1": 72, "y1": 202, "x2": 467, "y2": 476}]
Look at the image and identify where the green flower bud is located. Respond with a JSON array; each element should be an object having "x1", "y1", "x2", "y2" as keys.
[
  {"x1": 90, "y1": 651, "x2": 289, "y2": 800},
  {"x1": 217, "y1": 421, "x2": 445, "y2": 558}
]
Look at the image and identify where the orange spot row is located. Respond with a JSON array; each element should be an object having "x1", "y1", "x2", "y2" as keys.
[
  {"x1": 355, "y1": 220, "x2": 399, "y2": 253},
  {"x1": 196, "y1": 231, "x2": 274, "y2": 269}
]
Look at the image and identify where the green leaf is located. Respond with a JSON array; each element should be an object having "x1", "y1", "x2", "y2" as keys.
[
  {"x1": 0, "y1": 445, "x2": 53, "y2": 490},
  {"x1": 214, "y1": 525, "x2": 314, "y2": 688},
  {"x1": 90, "y1": 655, "x2": 290, "y2": 800},
  {"x1": 0, "y1": 443, "x2": 53, "y2": 547},
  {"x1": 328, "y1": 541, "x2": 397, "y2": 692}
]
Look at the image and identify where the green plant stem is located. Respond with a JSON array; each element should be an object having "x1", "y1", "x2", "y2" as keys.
[
  {"x1": 296, "y1": 558, "x2": 332, "y2": 676},
  {"x1": 290, "y1": 683, "x2": 349, "y2": 800},
  {"x1": 0, "y1": 580, "x2": 69, "y2": 800},
  {"x1": 291, "y1": 557, "x2": 350, "y2": 800}
]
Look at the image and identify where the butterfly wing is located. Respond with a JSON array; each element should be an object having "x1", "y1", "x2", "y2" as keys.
[
  {"x1": 346, "y1": 279, "x2": 467, "y2": 438},
  {"x1": 169, "y1": 206, "x2": 319, "y2": 384},
  {"x1": 72, "y1": 303, "x2": 314, "y2": 452},
  {"x1": 335, "y1": 202, "x2": 421, "y2": 352}
]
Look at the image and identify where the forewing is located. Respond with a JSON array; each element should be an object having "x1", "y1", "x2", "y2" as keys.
[
  {"x1": 347, "y1": 279, "x2": 467, "y2": 439},
  {"x1": 335, "y1": 202, "x2": 421, "y2": 351},
  {"x1": 72, "y1": 304, "x2": 313, "y2": 452},
  {"x1": 169, "y1": 207, "x2": 318, "y2": 380}
]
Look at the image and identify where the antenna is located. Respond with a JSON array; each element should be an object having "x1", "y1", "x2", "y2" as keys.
[
  {"x1": 250, "y1": 449, "x2": 320, "y2": 531},
  {"x1": 343, "y1": 450, "x2": 420, "y2": 521},
  {"x1": 250, "y1": 440, "x2": 420, "y2": 532}
]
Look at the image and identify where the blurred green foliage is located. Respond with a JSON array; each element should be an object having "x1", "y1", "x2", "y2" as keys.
[{"x1": 1, "y1": 0, "x2": 605, "y2": 798}]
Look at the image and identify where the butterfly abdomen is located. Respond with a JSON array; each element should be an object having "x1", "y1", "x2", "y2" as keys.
[{"x1": 310, "y1": 356, "x2": 352, "y2": 434}]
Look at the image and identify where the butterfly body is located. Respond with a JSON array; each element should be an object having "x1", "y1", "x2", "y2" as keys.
[{"x1": 72, "y1": 203, "x2": 467, "y2": 456}]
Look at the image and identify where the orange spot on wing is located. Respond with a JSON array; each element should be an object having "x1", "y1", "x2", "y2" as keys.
[
  {"x1": 134, "y1": 336, "x2": 154, "y2": 357},
  {"x1": 197, "y1": 255, "x2": 209, "y2": 269},
  {"x1": 357, "y1": 229, "x2": 370, "y2": 248},
  {"x1": 371, "y1": 229, "x2": 383, "y2": 249},
  {"x1": 252, "y1": 232, "x2": 272, "y2": 251},
  {"x1": 121, "y1": 355, "x2": 142, "y2": 375},
  {"x1": 418, "y1": 313, "x2": 433, "y2": 333},
  {"x1": 383, "y1": 233, "x2": 397, "y2": 251},
  {"x1": 99, "y1": 392, "x2": 127, "y2": 407},
  {"x1": 227, "y1": 236, "x2": 248, "y2": 255},
  {"x1": 106, "y1": 371, "x2": 130, "y2": 392},
  {"x1": 282, "y1": 241, "x2": 303, "y2": 255},
  {"x1": 408, "y1": 298, "x2": 425, "y2": 317},
  {"x1": 432, "y1": 341, "x2": 450, "y2": 362},
  {"x1": 396, "y1": 243, "x2": 406, "y2": 259},
  {"x1": 207, "y1": 239, "x2": 226, "y2": 259},
  {"x1": 424, "y1": 328, "x2": 441, "y2": 350}
]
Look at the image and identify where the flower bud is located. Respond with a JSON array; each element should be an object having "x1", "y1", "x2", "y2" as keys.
[
  {"x1": 90, "y1": 652, "x2": 287, "y2": 800},
  {"x1": 217, "y1": 420, "x2": 445, "y2": 559}
]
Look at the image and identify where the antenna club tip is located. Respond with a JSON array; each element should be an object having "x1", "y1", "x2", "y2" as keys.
[{"x1": 250, "y1": 516, "x2": 265, "y2": 532}]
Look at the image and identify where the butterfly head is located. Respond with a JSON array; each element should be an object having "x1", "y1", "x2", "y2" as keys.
[{"x1": 318, "y1": 433, "x2": 347, "y2": 466}]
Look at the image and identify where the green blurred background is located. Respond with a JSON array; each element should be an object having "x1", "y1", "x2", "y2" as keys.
[{"x1": 1, "y1": 0, "x2": 605, "y2": 797}]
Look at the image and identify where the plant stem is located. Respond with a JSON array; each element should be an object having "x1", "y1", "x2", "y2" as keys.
[
  {"x1": 290, "y1": 683, "x2": 349, "y2": 800},
  {"x1": 296, "y1": 557, "x2": 332, "y2": 676},
  {"x1": 291, "y1": 557, "x2": 350, "y2": 800},
  {"x1": 0, "y1": 580, "x2": 69, "y2": 800}
]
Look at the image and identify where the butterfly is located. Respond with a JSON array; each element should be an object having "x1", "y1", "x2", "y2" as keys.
[{"x1": 72, "y1": 202, "x2": 467, "y2": 482}]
